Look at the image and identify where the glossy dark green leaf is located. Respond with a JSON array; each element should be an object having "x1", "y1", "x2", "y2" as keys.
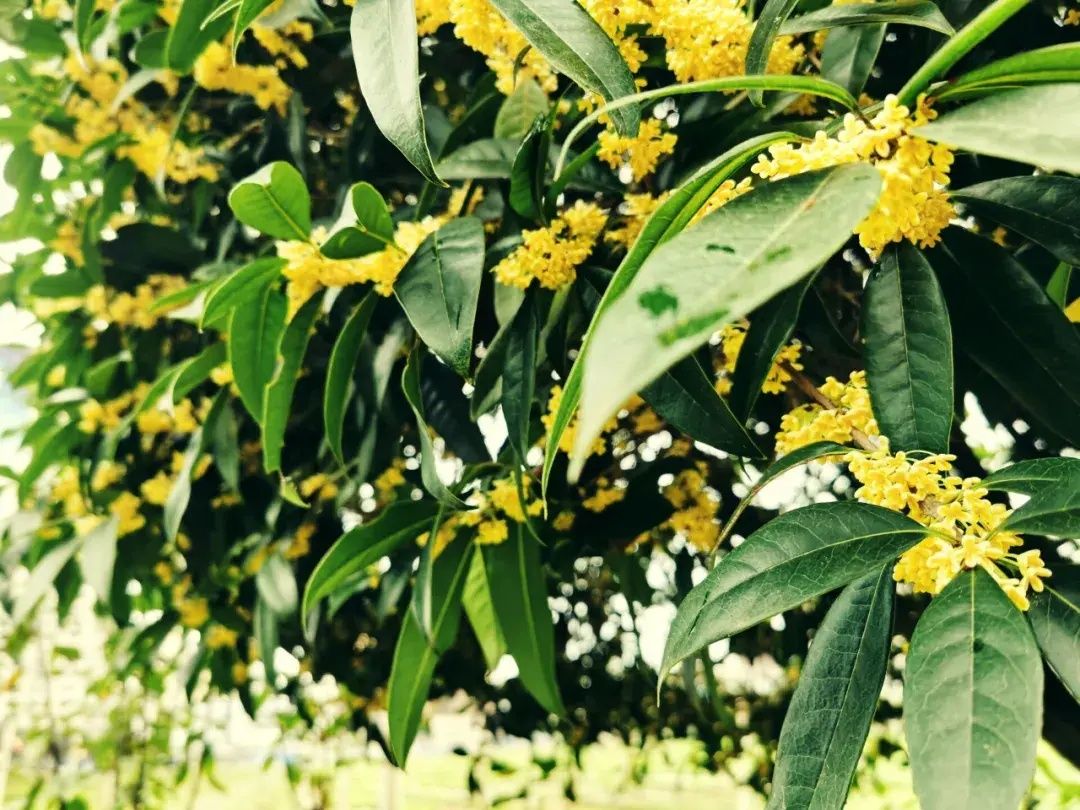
[
  {"x1": 768, "y1": 567, "x2": 893, "y2": 810},
  {"x1": 470, "y1": 307, "x2": 517, "y2": 419},
  {"x1": 983, "y1": 457, "x2": 1080, "y2": 496},
  {"x1": 164, "y1": 0, "x2": 233, "y2": 72},
  {"x1": 540, "y1": 131, "x2": 796, "y2": 496},
  {"x1": 228, "y1": 284, "x2": 287, "y2": 423},
  {"x1": 301, "y1": 500, "x2": 440, "y2": 627},
  {"x1": 572, "y1": 164, "x2": 882, "y2": 480},
  {"x1": 508, "y1": 115, "x2": 548, "y2": 221},
  {"x1": 201, "y1": 257, "x2": 285, "y2": 329},
  {"x1": 905, "y1": 568, "x2": 1042, "y2": 810},
  {"x1": 952, "y1": 175, "x2": 1080, "y2": 266},
  {"x1": 254, "y1": 597, "x2": 279, "y2": 686},
  {"x1": 462, "y1": 552, "x2": 507, "y2": 671},
  {"x1": 863, "y1": 243, "x2": 953, "y2": 453},
  {"x1": 728, "y1": 276, "x2": 812, "y2": 421},
  {"x1": 642, "y1": 356, "x2": 762, "y2": 458},
  {"x1": 929, "y1": 229, "x2": 1080, "y2": 446},
  {"x1": 262, "y1": 294, "x2": 321, "y2": 473},
  {"x1": 781, "y1": 1, "x2": 953, "y2": 35},
  {"x1": 1027, "y1": 565, "x2": 1080, "y2": 701},
  {"x1": 936, "y1": 43, "x2": 1080, "y2": 102},
  {"x1": 488, "y1": 0, "x2": 638, "y2": 135},
  {"x1": 324, "y1": 293, "x2": 377, "y2": 465},
  {"x1": 402, "y1": 347, "x2": 468, "y2": 509},
  {"x1": 319, "y1": 182, "x2": 396, "y2": 259},
  {"x1": 746, "y1": 0, "x2": 801, "y2": 106},
  {"x1": 394, "y1": 218, "x2": 484, "y2": 378},
  {"x1": 821, "y1": 23, "x2": 885, "y2": 100},
  {"x1": 387, "y1": 534, "x2": 474, "y2": 764},
  {"x1": 662, "y1": 502, "x2": 923, "y2": 673},
  {"x1": 351, "y1": 0, "x2": 443, "y2": 185},
  {"x1": 1046, "y1": 262, "x2": 1071, "y2": 308},
  {"x1": 1001, "y1": 465, "x2": 1080, "y2": 537},
  {"x1": 227, "y1": 162, "x2": 311, "y2": 241},
  {"x1": 231, "y1": 0, "x2": 275, "y2": 56},
  {"x1": 502, "y1": 294, "x2": 539, "y2": 464},
  {"x1": 494, "y1": 79, "x2": 549, "y2": 140},
  {"x1": 919, "y1": 84, "x2": 1080, "y2": 174},
  {"x1": 437, "y1": 139, "x2": 521, "y2": 180},
  {"x1": 256, "y1": 553, "x2": 298, "y2": 617},
  {"x1": 483, "y1": 523, "x2": 564, "y2": 715}
]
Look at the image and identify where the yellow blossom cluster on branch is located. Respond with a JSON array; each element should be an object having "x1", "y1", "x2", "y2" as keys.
[
  {"x1": 597, "y1": 118, "x2": 679, "y2": 182},
  {"x1": 714, "y1": 320, "x2": 804, "y2": 397},
  {"x1": 774, "y1": 370, "x2": 881, "y2": 456},
  {"x1": 493, "y1": 201, "x2": 607, "y2": 290},
  {"x1": 847, "y1": 450, "x2": 1050, "y2": 610},
  {"x1": 751, "y1": 95, "x2": 956, "y2": 256}
]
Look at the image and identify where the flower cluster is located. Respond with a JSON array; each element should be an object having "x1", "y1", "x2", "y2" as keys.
[
  {"x1": 846, "y1": 450, "x2": 1050, "y2": 610},
  {"x1": 597, "y1": 119, "x2": 679, "y2": 182},
  {"x1": 658, "y1": 465, "x2": 722, "y2": 552},
  {"x1": 713, "y1": 320, "x2": 804, "y2": 397},
  {"x1": 82, "y1": 275, "x2": 188, "y2": 329},
  {"x1": 193, "y1": 41, "x2": 293, "y2": 115},
  {"x1": 774, "y1": 370, "x2": 881, "y2": 456},
  {"x1": 751, "y1": 95, "x2": 956, "y2": 255},
  {"x1": 417, "y1": 476, "x2": 544, "y2": 557},
  {"x1": 493, "y1": 201, "x2": 607, "y2": 290}
]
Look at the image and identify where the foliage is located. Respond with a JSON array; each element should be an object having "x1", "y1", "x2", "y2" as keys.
[{"x1": 2, "y1": 0, "x2": 1080, "y2": 806}]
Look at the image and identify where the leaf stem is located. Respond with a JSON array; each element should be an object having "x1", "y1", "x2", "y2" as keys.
[{"x1": 896, "y1": 0, "x2": 1031, "y2": 108}]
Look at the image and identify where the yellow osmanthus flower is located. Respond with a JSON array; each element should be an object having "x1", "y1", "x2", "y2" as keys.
[
  {"x1": 690, "y1": 177, "x2": 754, "y2": 224},
  {"x1": 1064, "y1": 297, "x2": 1080, "y2": 323},
  {"x1": 140, "y1": 471, "x2": 175, "y2": 506},
  {"x1": 51, "y1": 466, "x2": 87, "y2": 518},
  {"x1": 713, "y1": 321, "x2": 803, "y2": 397},
  {"x1": 774, "y1": 370, "x2": 881, "y2": 456},
  {"x1": 445, "y1": 0, "x2": 557, "y2": 95},
  {"x1": 153, "y1": 560, "x2": 174, "y2": 584},
  {"x1": 278, "y1": 218, "x2": 442, "y2": 315},
  {"x1": 846, "y1": 449, "x2": 1050, "y2": 610},
  {"x1": 117, "y1": 121, "x2": 219, "y2": 184},
  {"x1": 751, "y1": 95, "x2": 955, "y2": 256},
  {"x1": 285, "y1": 522, "x2": 316, "y2": 559},
  {"x1": 205, "y1": 624, "x2": 239, "y2": 650},
  {"x1": 416, "y1": 0, "x2": 452, "y2": 35},
  {"x1": 51, "y1": 221, "x2": 84, "y2": 266},
  {"x1": 374, "y1": 459, "x2": 408, "y2": 503},
  {"x1": 300, "y1": 473, "x2": 339, "y2": 502},
  {"x1": 541, "y1": 384, "x2": 616, "y2": 458},
  {"x1": 643, "y1": 464, "x2": 721, "y2": 552},
  {"x1": 251, "y1": 20, "x2": 314, "y2": 70},
  {"x1": 650, "y1": 0, "x2": 804, "y2": 84},
  {"x1": 493, "y1": 201, "x2": 607, "y2": 290},
  {"x1": 177, "y1": 595, "x2": 211, "y2": 628},
  {"x1": 83, "y1": 274, "x2": 188, "y2": 329},
  {"x1": 79, "y1": 387, "x2": 142, "y2": 432},
  {"x1": 487, "y1": 476, "x2": 543, "y2": 522},
  {"x1": 597, "y1": 119, "x2": 678, "y2": 182},
  {"x1": 582, "y1": 476, "x2": 626, "y2": 513},
  {"x1": 580, "y1": 0, "x2": 655, "y2": 72},
  {"x1": 109, "y1": 491, "x2": 146, "y2": 536},
  {"x1": 606, "y1": 192, "x2": 670, "y2": 250},
  {"x1": 193, "y1": 41, "x2": 291, "y2": 114},
  {"x1": 90, "y1": 461, "x2": 126, "y2": 492}
]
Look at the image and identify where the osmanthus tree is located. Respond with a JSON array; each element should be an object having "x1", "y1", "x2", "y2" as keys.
[{"x1": 1, "y1": 0, "x2": 1079, "y2": 803}]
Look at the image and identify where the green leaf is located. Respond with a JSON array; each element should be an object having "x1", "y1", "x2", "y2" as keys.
[
  {"x1": 502, "y1": 294, "x2": 539, "y2": 464},
  {"x1": 661, "y1": 501, "x2": 924, "y2": 674},
  {"x1": 571, "y1": 164, "x2": 882, "y2": 481},
  {"x1": 821, "y1": 25, "x2": 886, "y2": 96},
  {"x1": 540, "y1": 131, "x2": 796, "y2": 496},
  {"x1": 642, "y1": 357, "x2": 762, "y2": 458},
  {"x1": 262, "y1": 294, "x2": 321, "y2": 473},
  {"x1": 1046, "y1": 262, "x2": 1072, "y2": 309},
  {"x1": 768, "y1": 567, "x2": 893, "y2": 810},
  {"x1": 508, "y1": 115, "x2": 549, "y2": 221},
  {"x1": 983, "y1": 457, "x2": 1080, "y2": 496},
  {"x1": 78, "y1": 517, "x2": 119, "y2": 608},
  {"x1": 482, "y1": 523, "x2": 564, "y2": 715},
  {"x1": 462, "y1": 552, "x2": 507, "y2": 671},
  {"x1": 488, "y1": 0, "x2": 639, "y2": 135},
  {"x1": 164, "y1": 0, "x2": 233, "y2": 72},
  {"x1": 324, "y1": 293, "x2": 378, "y2": 465},
  {"x1": 231, "y1": 0, "x2": 276, "y2": 56},
  {"x1": 781, "y1": 1, "x2": 953, "y2": 35},
  {"x1": 351, "y1": 0, "x2": 443, "y2": 185},
  {"x1": 228, "y1": 284, "x2": 287, "y2": 423},
  {"x1": 402, "y1": 347, "x2": 468, "y2": 509},
  {"x1": 387, "y1": 535, "x2": 474, "y2": 765},
  {"x1": 494, "y1": 79, "x2": 549, "y2": 140},
  {"x1": 929, "y1": 229, "x2": 1080, "y2": 446},
  {"x1": 437, "y1": 139, "x2": 522, "y2": 180},
  {"x1": 255, "y1": 553, "x2": 299, "y2": 617},
  {"x1": 301, "y1": 500, "x2": 440, "y2": 627},
  {"x1": 951, "y1": 175, "x2": 1080, "y2": 266},
  {"x1": 728, "y1": 277, "x2": 812, "y2": 421},
  {"x1": 12, "y1": 532, "x2": 89, "y2": 625},
  {"x1": 1027, "y1": 565, "x2": 1080, "y2": 701},
  {"x1": 918, "y1": 84, "x2": 1080, "y2": 175},
  {"x1": 73, "y1": 0, "x2": 95, "y2": 52},
  {"x1": 863, "y1": 243, "x2": 953, "y2": 453},
  {"x1": 227, "y1": 162, "x2": 312, "y2": 241},
  {"x1": 905, "y1": 568, "x2": 1042, "y2": 810},
  {"x1": 394, "y1": 218, "x2": 484, "y2": 378},
  {"x1": 319, "y1": 182, "x2": 396, "y2": 259},
  {"x1": 1000, "y1": 469, "x2": 1080, "y2": 538},
  {"x1": 937, "y1": 43, "x2": 1080, "y2": 102},
  {"x1": 746, "y1": 0, "x2": 801, "y2": 106},
  {"x1": 164, "y1": 425, "x2": 205, "y2": 542},
  {"x1": 201, "y1": 257, "x2": 285, "y2": 329},
  {"x1": 254, "y1": 597, "x2": 279, "y2": 686}
]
